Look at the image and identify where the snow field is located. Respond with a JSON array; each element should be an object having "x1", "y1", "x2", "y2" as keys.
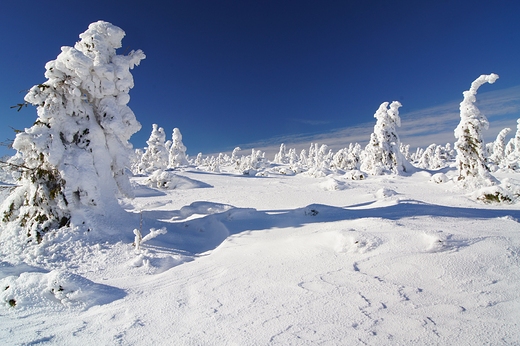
[{"x1": 1, "y1": 168, "x2": 519, "y2": 344}]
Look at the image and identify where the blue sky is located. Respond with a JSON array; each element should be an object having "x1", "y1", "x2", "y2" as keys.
[{"x1": 1, "y1": 1, "x2": 520, "y2": 158}]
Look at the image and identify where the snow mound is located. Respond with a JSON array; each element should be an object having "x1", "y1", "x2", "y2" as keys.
[
  {"x1": 174, "y1": 201, "x2": 234, "y2": 220},
  {"x1": 319, "y1": 177, "x2": 349, "y2": 191},
  {"x1": 344, "y1": 169, "x2": 367, "y2": 180},
  {"x1": 420, "y1": 230, "x2": 476, "y2": 253},
  {"x1": 375, "y1": 187, "x2": 398, "y2": 198},
  {"x1": 1, "y1": 269, "x2": 125, "y2": 311},
  {"x1": 333, "y1": 229, "x2": 383, "y2": 254},
  {"x1": 144, "y1": 170, "x2": 212, "y2": 190},
  {"x1": 430, "y1": 173, "x2": 448, "y2": 184}
]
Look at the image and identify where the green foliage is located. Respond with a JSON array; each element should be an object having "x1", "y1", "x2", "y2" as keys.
[
  {"x1": 479, "y1": 192, "x2": 512, "y2": 204},
  {"x1": 2, "y1": 160, "x2": 70, "y2": 240}
]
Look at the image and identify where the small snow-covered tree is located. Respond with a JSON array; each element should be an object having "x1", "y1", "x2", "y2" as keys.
[
  {"x1": 138, "y1": 124, "x2": 169, "y2": 173},
  {"x1": 231, "y1": 147, "x2": 241, "y2": 162},
  {"x1": 454, "y1": 73, "x2": 499, "y2": 185},
  {"x1": 0, "y1": 21, "x2": 144, "y2": 241},
  {"x1": 131, "y1": 148, "x2": 144, "y2": 175},
  {"x1": 400, "y1": 143, "x2": 411, "y2": 162},
  {"x1": 416, "y1": 144, "x2": 447, "y2": 170},
  {"x1": 195, "y1": 152, "x2": 203, "y2": 166},
  {"x1": 511, "y1": 119, "x2": 520, "y2": 155},
  {"x1": 238, "y1": 148, "x2": 266, "y2": 175},
  {"x1": 274, "y1": 143, "x2": 289, "y2": 164},
  {"x1": 489, "y1": 127, "x2": 511, "y2": 169},
  {"x1": 361, "y1": 101, "x2": 408, "y2": 175},
  {"x1": 504, "y1": 119, "x2": 520, "y2": 170},
  {"x1": 332, "y1": 143, "x2": 362, "y2": 171},
  {"x1": 299, "y1": 149, "x2": 309, "y2": 168},
  {"x1": 168, "y1": 128, "x2": 188, "y2": 168}
]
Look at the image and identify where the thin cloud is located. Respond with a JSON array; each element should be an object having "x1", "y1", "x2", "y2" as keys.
[
  {"x1": 290, "y1": 118, "x2": 331, "y2": 126},
  {"x1": 229, "y1": 85, "x2": 520, "y2": 159}
]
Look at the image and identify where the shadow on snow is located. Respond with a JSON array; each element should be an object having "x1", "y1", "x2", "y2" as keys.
[{"x1": 140, "y1": 199, "x2": 520, "y2": 255}]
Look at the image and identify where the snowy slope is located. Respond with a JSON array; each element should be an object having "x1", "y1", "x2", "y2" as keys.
[{"x1": 1, "y1": 166, "x2": 520, "y2": 345}]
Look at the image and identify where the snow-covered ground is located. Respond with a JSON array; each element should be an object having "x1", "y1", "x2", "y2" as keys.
[{"x1": 1, "y1": 165, "x2": 520, "y2": 345}]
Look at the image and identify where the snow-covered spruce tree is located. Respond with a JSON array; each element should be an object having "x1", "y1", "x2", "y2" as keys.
[
  {"x1": 0, "y1": 21, "x2": 144, "y2": 242},
  {"x1": 138, "y1": 124, "x2": 169, "y2": 173},
  {"x1": 489, "y1": 127, "x2": 511, "y2": 170},
  {"x1": 195, "y1": 152, "x2": 203, "y2": 166},
  {"x1": 360, "y1": 101, "x2": 408, "y2": 175},
  {"x1": 168, "y1": 128, "x2": 188, "y2": 168},
  {"x1": 502, "y1": 119, "x2": 520, "y2": 170},
  {"x1": 400, "y1": 143, "x2": 411, "y2": 161},
  {"x1": 417, "y1": 144, "x2": 436, "y2": 169},
  {"x1": 238, "y1": 149, "x2": 266, "y2": 175},
  {"x1": 131, "y1": 148, "x2": 144, "y2": 175},
  {"x1": 299, "y1": 149, "x2": 309, "y2": 168},
  {"x1": 332, "y1": 143, "x2": 362, "y2": 171},
  {"x1": 274, "y1": 143, "x2": 289, "y2": 165},
  {"x1": 454, "y1": 73, "x2": 499, "y2": 186},
  {"x1": 515, "y1": 119, "x2": 520, "y2": 157}
]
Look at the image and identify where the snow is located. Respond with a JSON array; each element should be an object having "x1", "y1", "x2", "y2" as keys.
[{"x1": 1, "y1": 163, "x2": 519, "y2": 345}]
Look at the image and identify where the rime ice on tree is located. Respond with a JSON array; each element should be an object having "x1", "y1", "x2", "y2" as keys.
[
  {"x1": 361, "y1": 101, "x2": 408, "y2": 175},
  {"x1": 168, "y1": 128, "x2": 188, "y2": 168},
  {"x1": 1, "y1": 21, "x2": 144, "y2": 241},
  {"x1": 454, "y1": 73, "x2": 498, "y2": 186},
  {"x1": 489, "y1": 127, "x2": 511, "y2": 170},
  {"x1": 139, "y1": 124, "x2": 169, "y2": 173}
]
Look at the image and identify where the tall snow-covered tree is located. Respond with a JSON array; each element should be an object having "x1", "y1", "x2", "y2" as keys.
[
  {"x1": 168, "y1": 128, "x2": 188, "y2": 168},
  {"x1": 0, "y1": 21, "x2": 144, "y2": 242},
  {"x1": 454, "y1": 73, "x2": 499, "y2": 185},
  {"x1": 361, "y1": 101, "x2": 408, "y2": 175},
  {"x1": 139, "y1": 124, "x2": 169, "y2": 173}
]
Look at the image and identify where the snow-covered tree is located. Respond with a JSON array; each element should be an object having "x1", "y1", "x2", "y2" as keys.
[
  {"x1": 331, "y1": 143, "x2": 362, "y2": 171},
  {"x1": 416, "y1": 144, "x2": 447, "y2": 170},
  {"x1": 454, "y1": 73, "x2": 499, "y2": 185},
  {"x1": 503, "y1": 119, "x2": 520, "y2": 170},
  {"x1": 168, "y1": 128, "x2": 188, "y2": 168},
  {"x1": 131, "y1": 148, "x2": 144, "y2": 175},
  {"x1": 195, "y1": 152, "x2": 203, "y2": 166},
  {"x1": 299, "y1": 149, "x2": 309, "y2": 168},
  {"x1": 238, "y1": 149, "x2": 266, "y2": 175},
  {"x1": 231, "y1": 147, "x2": 241, "y2": 162},
  {"x1": 274, "y1": 143, "x2": 289, "y2": 164},
  {"x1": 138, "y1": 124, "x2": 168, "y2": 173},
  {"x1": 489, "y1": 127, "x2": 511, "y2": 169},
  {"x1": 400, "y1": 143, "x2": 411, "y2": 161},
  {"x1": 361, "y1": 101, "x2": 408, "y2": 175},
  {"x1": 0, "y1": 21, "x2": 144, "y2": 242},
  {"x1": 515, "y1": 119, "x2": 520, "y2": 157}
]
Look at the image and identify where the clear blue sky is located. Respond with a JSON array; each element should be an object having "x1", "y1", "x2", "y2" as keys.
[{"x1": 1, "y1": 1, "x2": 520, "y2": 157}]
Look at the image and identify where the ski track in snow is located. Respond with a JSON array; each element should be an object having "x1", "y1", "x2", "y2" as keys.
[{"x1": 1, "y1": 168, "x2": 520, "y2": 345}]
